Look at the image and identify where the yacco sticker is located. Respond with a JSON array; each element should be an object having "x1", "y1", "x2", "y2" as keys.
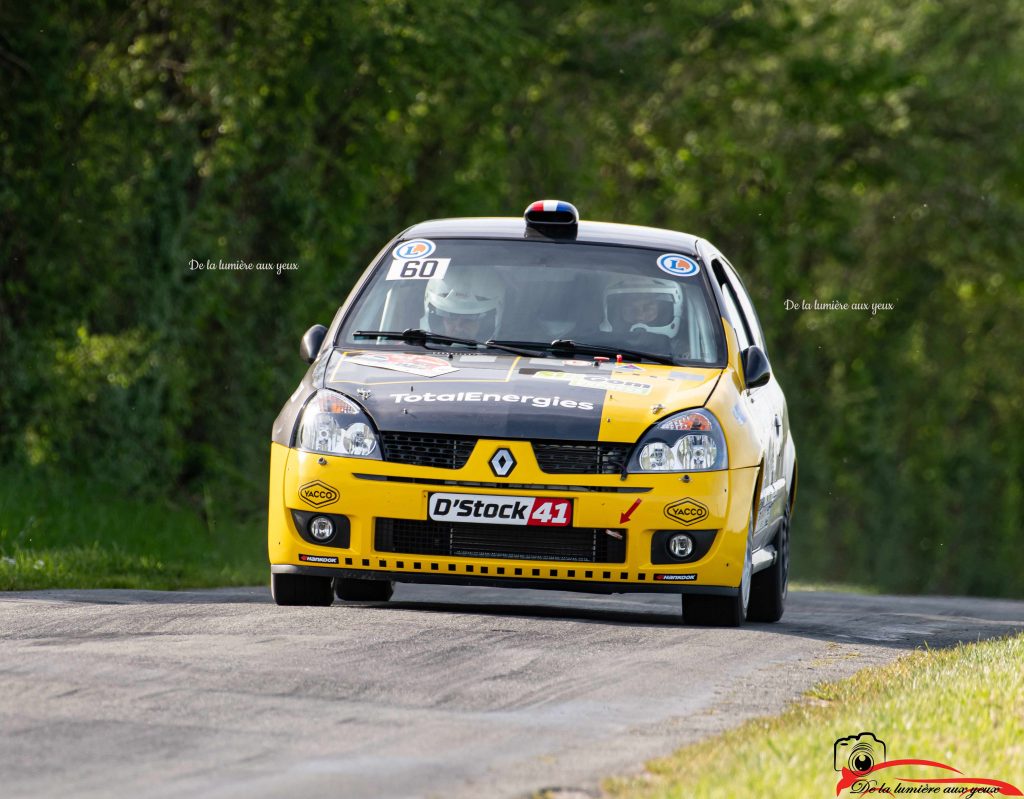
[
  {"x1": 392, "y1": 239, "x2": 436, "y2": 259},
  {"x1": 299, "y1": 553, "x2": 339, "y2": 565},
  {"x1": 428, "y1": 493, "x2": 572, "y2": 527},
  {"x1": 347, "y1": 352, "x2": 457, "y2": 378},
  {"x1": 298, "y1": 480, "x2": 339, "y2": 508},
  {"x1": 388, "y1": 391, "x2": 594, "y2": 411},
  {"x1": 657, "y1": 253, "x2": 700, "y2": 278},
  {"x1": 653, "y1": 573, "x2": 697, "y2": 581},
  {"x1": 385, "y1": 257, "x2": 450, "y2": 281},
  {"x1": 614, "y1": 363, "x2": 645, "y2": 373},
  {"x1": 664, "y1": 498, "x2": 710, "y2": 526}
]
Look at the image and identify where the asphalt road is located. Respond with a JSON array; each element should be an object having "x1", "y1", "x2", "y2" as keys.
[{"x1": 2, "y1": 585, "x2": 1023, "y2": 799}]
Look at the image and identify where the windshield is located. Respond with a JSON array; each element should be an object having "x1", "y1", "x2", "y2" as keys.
[{"x1": 337, "y1": 238, "x2": 726, "y2": 366}]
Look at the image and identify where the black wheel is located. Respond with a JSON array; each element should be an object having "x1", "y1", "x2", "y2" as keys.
[
  {"x1": 748, "y1": 506, "x2": 790, "y2": 623},
  {"x1": 682, "y1": 507, "x2": 752, "y2": 627},
  {"x1": 271, "y1": 572, "x2": 334, "y2": 606},
  {"x1": 334, "y1": 578, "x2": 394, "y2": 602}
]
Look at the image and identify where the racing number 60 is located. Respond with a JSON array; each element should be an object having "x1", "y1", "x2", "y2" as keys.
[{"x1": 400, "y1": 259, "x2": 441, "y2": 278}]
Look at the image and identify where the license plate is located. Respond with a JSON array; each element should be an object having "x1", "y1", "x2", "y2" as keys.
[{"x1": 427, "y1": 493, "x2": 572, "y2": 527}]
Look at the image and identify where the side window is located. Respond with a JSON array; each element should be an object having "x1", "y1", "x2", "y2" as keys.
[
  {"x1": 722, "y1": 260, "x2": 767, "y2": 355},
  {"x1": 711, "y1": 259, "x2": 753, "y2": 351}
]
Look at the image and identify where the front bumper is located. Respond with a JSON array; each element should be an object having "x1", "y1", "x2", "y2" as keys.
[{"x1": 267, "y1": 441, "x2": 758, "y2": 595}]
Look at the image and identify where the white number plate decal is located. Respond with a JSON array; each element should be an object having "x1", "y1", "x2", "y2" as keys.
[
  {"x1": 428, "y1": 493, "x2": 572, "y2": 527},
  {"x1": 385, "y1": 257, "x2": 451, "y2": 280}
]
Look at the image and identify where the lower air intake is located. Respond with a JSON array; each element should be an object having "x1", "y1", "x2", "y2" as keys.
[{"x1": 374, "y1": 518, "x2": 626, "y2": 563}]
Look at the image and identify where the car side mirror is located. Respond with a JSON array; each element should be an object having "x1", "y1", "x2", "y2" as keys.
[
  {"x1": 741, "y1": 345, "x2": 771, "y2": 389},
  {"x1": 300, "y1": 324, "x2": 328, "y2": 364}
]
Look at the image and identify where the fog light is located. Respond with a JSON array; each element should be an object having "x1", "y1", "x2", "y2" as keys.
[
  {"x1": 667, "y1": 533, "x2": 694, "y2": 558},
  {"x1": 309, "y1": 516, "x2": 335, "y2": 541}
]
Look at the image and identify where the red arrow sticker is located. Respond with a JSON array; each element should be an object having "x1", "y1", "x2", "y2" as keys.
[{"x1": 620, "y1": 498, "x2": 642, "y2": 524}]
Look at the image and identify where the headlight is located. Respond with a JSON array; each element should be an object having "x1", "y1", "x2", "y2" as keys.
[
  {"x1": 296, "y1": 390, "x2": 381, "y2": 459},
  {"x1": 628, "y1": 409, "x2": 728, "y2": 473}
]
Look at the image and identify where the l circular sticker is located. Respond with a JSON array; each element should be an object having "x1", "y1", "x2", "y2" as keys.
[
  {"x1": 657, "y1": 253, "x2": 700, "y2": 277},
  {"x1": 393, "y1": 239, "x2": 436, "y2": 260}
]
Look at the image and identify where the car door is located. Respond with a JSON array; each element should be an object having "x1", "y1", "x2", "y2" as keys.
[{"x1": 702, "y1": 245, "x2": 786, "y2": 547}]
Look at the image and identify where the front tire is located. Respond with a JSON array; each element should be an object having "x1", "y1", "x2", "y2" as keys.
[
  {"x1": 334, "y1": 578, "x2": 394, "y2": 602},
  {"x1": 682, "y1": 590, "x2": 745, "y2": 626},
  {"x1": 747, "y1": 507, "x2": 790, "y2": 622},
  {"x1": 271, "y1": 572, "x2": 334, "y2": 606},
  {"x1": 683, "y1": 509, "x2": 753, "y2": 627}
]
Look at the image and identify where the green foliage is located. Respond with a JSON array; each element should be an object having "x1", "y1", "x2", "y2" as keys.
[
  {"x1": 2, "y1": 0, "x2": 1022, "y2": 593},
  {"x1": 0, "y1": 468, "x2": 265, "y2": 590}
]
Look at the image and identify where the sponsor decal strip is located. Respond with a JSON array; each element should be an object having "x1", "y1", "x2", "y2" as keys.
[
  {"x1": 429, "y1": 493, "x2": 572, "y2": 527},
  {"x1": 532, "y1": 370, "x2": 652, "y2": 395},
  {"x1": 348, "y1": 352, "x2": 458, "y2": 377},
  {"x1": 299, "y1": 553, "x2": 339, "y2": 564},
  {"x1": 390, "y1": 391, "x2": 594, "y2": 411}
]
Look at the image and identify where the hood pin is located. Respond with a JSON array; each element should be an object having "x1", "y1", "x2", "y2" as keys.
[
  {"x1": 651, "y1": 403, "x2": 664, "y2": 414},
  {"x1": 357, "y1": 388, "x2": 371, "y2": 399}
]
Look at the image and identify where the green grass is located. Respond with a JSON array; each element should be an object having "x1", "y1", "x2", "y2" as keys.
[
  {"x1": 0, "y1": 470, "x2": 266, "y2": 590},
  {"x1": 789, "y1": 579, "x2": 879, "y2": 595},
  {"x1": 604, "y1": 634, "x2": 1024, "y2": 799}
]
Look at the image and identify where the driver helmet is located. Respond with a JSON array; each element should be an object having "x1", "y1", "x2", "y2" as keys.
[
  {"x1": 600, "y1": 276, "x2": 684, "y2": 338},
  {"x1": 423, "y1": 269, "x2": 505, "y2": 339}
]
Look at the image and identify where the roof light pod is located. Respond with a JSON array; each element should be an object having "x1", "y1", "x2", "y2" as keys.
[{"x1": 524, "y1": 200, "x2": 579, "y2": 239}]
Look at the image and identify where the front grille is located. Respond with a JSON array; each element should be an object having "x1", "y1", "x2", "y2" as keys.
[
  {"x1": 378, "y1": 432, "x2": 632, "y2": 474},
  {"x1": 379, "y1": 431, "x2": 476, "y2": 469},
  {"x1": 375, "y1": 518, "x2": 627, "y2": 563},
  {"x1": 532, "y1": 441, "x2": 631, "y2": 474}
]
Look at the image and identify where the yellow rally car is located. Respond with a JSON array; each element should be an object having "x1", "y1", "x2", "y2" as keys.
[{"x1": 268, "y1": 200, "x2": 796, "y2": 626}]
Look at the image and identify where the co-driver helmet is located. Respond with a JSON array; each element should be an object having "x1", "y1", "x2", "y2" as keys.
[{"x1": 599, "y1": 276, "x2": 684, "y2": 338}]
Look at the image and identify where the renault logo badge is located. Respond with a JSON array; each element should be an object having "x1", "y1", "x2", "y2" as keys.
[{"x1": 489, "y1": 448, "x2": 517, "y2": 477}]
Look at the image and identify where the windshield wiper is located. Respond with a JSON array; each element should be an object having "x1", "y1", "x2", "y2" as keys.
[
  {"x1": 488, "y1": 338, "x2": 677, "y2": 365},
  {"x1": 354, "y1": 329, "x2": 544, "y2": 358}
]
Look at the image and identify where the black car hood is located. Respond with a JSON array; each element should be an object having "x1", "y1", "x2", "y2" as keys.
[{"x1": 323, "y1": 350, "x2": 721, "y2": 442}]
